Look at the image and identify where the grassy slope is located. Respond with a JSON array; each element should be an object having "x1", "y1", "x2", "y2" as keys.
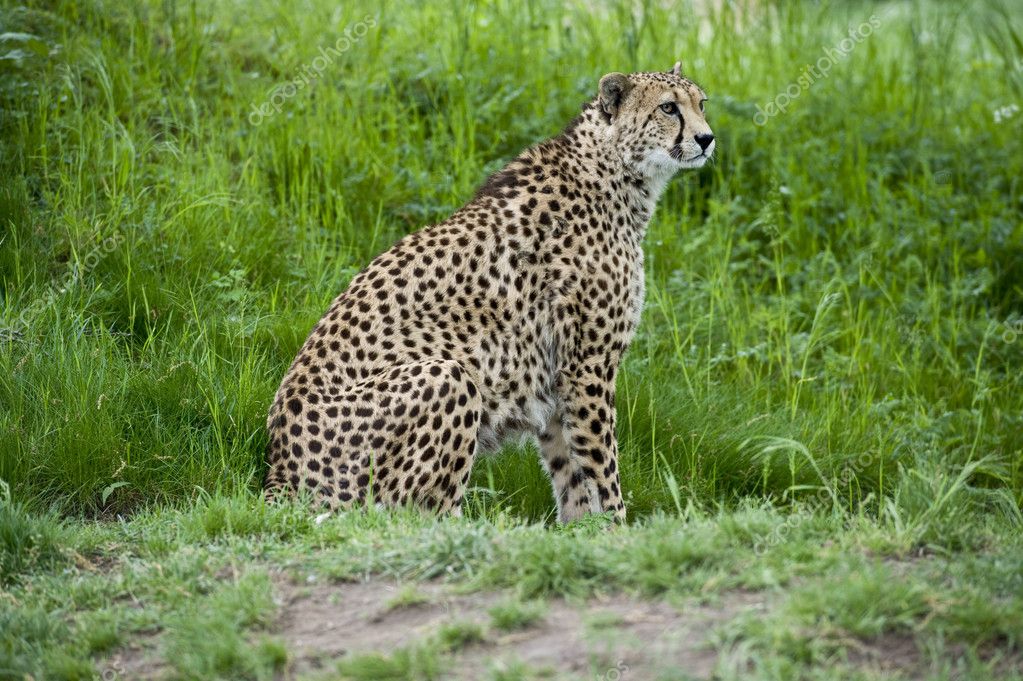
[
  {"x1": 1, "y1": 0, "x2": 1020, "y2": 518},
  {"x1": 1, "y1": 0, "x2": 1023, "y2": 677}
]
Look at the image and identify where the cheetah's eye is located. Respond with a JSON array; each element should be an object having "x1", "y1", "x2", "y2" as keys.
[
  {"x1": 699, "y1": 99, "x2": 707, "y2": 113},
  {"x1": 659, "y1": 102, "x2": 678, "y2": 115}
]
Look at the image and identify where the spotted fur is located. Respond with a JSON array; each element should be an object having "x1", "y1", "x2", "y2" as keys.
[{"x1": 264, "y1": 65, "x2": 714, "y2": 523}]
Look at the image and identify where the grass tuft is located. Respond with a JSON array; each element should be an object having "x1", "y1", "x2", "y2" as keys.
[
  {"x1": 0, "y1": 491, "x2": 68, "y2": 585},
  {"x1": 335, "y1": 644, "x2": 443, "y2": 681},
  {"x1": 163, "y1": 571, "x2": 285, "y2": 680},
  {"x1": 436, "y1": 620, "x2": 487, "y2": 652},
  {"x1": 488, "y1": 597, "x2": 547, "y2": 632}
]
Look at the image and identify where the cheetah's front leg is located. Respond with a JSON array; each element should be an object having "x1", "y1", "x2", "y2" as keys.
[
  {"x1": 543, "y1": 359, "x2": 626, "y2": 524},
  {"x1": 538, "y1": 410, "x2": 595, "y2": 523}
]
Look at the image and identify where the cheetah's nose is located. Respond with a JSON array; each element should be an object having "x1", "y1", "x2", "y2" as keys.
[{"x1": 695, "y1": 133, "x2": 714, "y2": 151}]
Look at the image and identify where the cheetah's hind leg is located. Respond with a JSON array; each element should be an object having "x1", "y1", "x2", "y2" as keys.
[{"x1": 266, "y1": 359, "x2": 482, "y2": 516}]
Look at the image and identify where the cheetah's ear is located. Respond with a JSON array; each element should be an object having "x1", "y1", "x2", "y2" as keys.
[
  {"x1": 669, "y1": 61, "x2": 682, "y2": 77},
  {"x1": 598, "y1": 73, "x2": 633, "y2": 118}
]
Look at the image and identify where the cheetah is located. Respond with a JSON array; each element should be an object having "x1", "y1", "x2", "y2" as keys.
[{"x1": 265, "y1": 62, "x2": 714, "y2": 523}]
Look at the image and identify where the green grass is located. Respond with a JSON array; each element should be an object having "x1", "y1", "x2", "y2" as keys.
[
  {"x1": 383, "y1": 583, "x2": 432, "y2": 611},
  {"x1": 162, "y1": 571, "x2": 287, "y2": 680},
  {"x1": 1, "y1": 0, "x2": 1022, "y2": 678},
  {"x1": 485, "y1": 659, "x2": 548, "y2": 681},
  {"x1": 436, "y1": 620, "x2": 487, "y2": 652},
  {"x1": 488, "y1": 596, "x2": 547, "y2": 632},
  {"x1": 335, "y1": 644, "x2": 444, "y2": 681},
  {"x1": 0, "y1": 484, "x2": 68, "y2": 585}
]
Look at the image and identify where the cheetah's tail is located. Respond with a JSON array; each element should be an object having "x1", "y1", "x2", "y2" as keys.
[{"x1": 261, "y1": 473, "x2": 293, "y2": 505}]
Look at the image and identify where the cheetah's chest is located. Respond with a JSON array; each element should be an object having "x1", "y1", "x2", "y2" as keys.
[{"x1": 471, "y1": 238, "x2": 645, "y2": 451}]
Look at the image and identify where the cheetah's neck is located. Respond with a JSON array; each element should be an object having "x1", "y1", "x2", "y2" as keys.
[
  {"x1": 474, "y1": 101, "x2": 668, "y2": 247},
  {"x1": 554, "y1": 101, "x2": 668, "y2": 241}
]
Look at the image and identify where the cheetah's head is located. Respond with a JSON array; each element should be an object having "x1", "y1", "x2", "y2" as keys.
[{"x1": 597, "y1": 62, "x2": 714, "y2": 180}]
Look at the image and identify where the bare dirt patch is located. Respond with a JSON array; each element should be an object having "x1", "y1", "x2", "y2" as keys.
[
  {"x1": 102, "y1": 632, "x2": 166, "y2": 681},
  {"x1": 99, "y1": 569, "x2": 1021, "y2": 680},
  {"x1": 273, "y1": 577, "x2": 772, "y2": 680}
]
